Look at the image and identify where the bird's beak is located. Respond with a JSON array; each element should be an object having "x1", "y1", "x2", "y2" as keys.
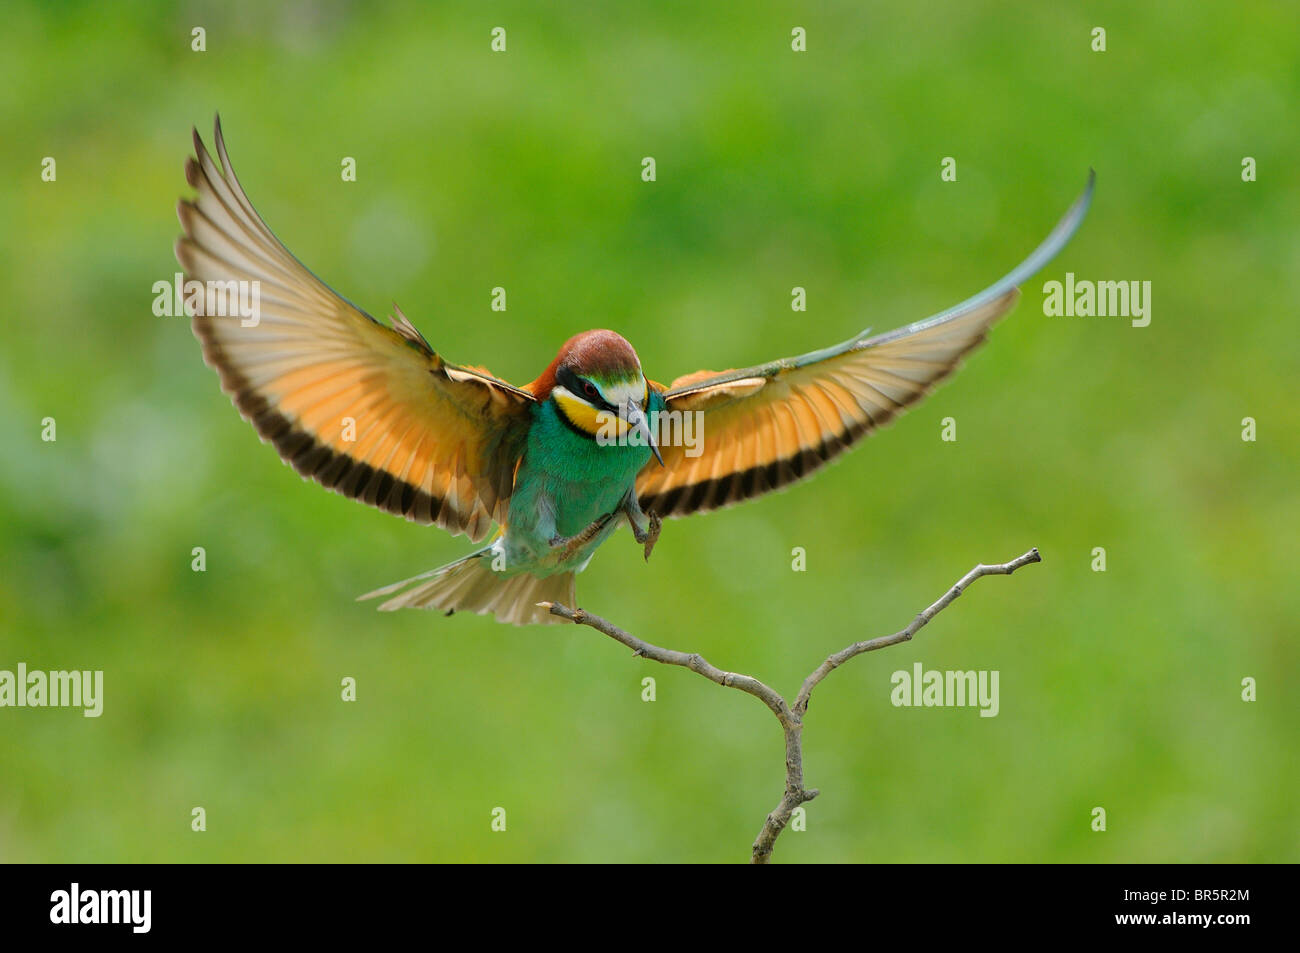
[{"x1": 624, "y1": 398, "x2": 663, "y2": 466}]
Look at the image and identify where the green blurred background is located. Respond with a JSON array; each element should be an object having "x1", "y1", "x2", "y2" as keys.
[{"x1": 1, "y1": 0, "x2": 1296, "y2": 863}]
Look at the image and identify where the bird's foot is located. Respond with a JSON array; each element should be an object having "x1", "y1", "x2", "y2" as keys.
[
  {"x1": 641, "y1": 510, "x2": 662, "y2": 562},
  {"x1": 624, "y1": 493, "x2": 662, "y2": 562}
]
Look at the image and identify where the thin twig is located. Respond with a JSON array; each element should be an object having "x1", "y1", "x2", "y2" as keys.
[
  {"x1": 539, "y1": 546, "x2": 1041, "y2": 864},
  {"x1": 793, "y1": 547, "x2": 1042, "y2": 715},
  {"x1": 539, "y1": 604, "x2": 794, "y2": 727}
]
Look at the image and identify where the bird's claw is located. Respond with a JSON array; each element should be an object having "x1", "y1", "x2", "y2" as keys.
[
  {"x1": 622, "y1": 492, "x2": 662, "y2": 562},
  {"x1": 641, "y1": 510, "x2": 661, "y2": 562}
]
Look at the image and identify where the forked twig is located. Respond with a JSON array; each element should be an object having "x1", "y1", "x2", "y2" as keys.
[{"x1": 541, "y1": 546, "x2": 1041, "y2": 863}]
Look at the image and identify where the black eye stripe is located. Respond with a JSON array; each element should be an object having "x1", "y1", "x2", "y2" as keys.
[
  {"x1": 556, "y1": 366, "x2": 582, "y2": 395},
  {"x1": 558, "y1": 367, "x2": 617, "y2": 411}
]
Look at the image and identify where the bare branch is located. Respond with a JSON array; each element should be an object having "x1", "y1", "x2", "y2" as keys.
[
  {"x1": 538, "y1": 601, "x2": 794, "y2": 728},
  {"x1": 539, "y1": 546, "x2": 1041, "y2": 864},
  {"x1": 793, "y1": 547, "x2": 1041, "y2": 715}
]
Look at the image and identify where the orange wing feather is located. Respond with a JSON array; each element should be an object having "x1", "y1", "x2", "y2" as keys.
[
  {"x1": 176, "y1": 117, "x2": 534, "y2": 542},
  {"x1": 635, "y1": 291, "x2": 1019, "y2": 518},
  {"x1": 637, "y1": 171, "x2": 1095, "y2": 518}
]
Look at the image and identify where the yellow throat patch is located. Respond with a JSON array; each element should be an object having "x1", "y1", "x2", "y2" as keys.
[{"x1": 553, "y1": 387, "x2": 630, "y2": 438}]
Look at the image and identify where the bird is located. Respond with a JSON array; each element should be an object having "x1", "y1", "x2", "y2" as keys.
[{"x1": 175, "y1": 117, "x2": 1093, "y2": 625}]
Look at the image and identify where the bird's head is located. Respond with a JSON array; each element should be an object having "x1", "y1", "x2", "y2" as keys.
[{"x1": 532, "y1": 329, "x2": 662, "y2": 464}]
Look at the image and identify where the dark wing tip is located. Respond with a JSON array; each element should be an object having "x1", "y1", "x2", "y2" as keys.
[
  {"x1": 871, "y1": 170, "x2": 1096, "y2": 342},
  {"x1": 213, "y1": 113, "x2": 230, "y2": 168},
  {"x1": 1071, "y1": 168, "x2": 1096, "y2": 226}
]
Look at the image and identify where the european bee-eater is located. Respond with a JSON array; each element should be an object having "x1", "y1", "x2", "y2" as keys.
[{"x1": 175, "y1": 118, "x2": 1092, "y2": 625}]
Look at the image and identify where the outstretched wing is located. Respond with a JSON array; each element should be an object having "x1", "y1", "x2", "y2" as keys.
[
  {"x1": 636, "y1": 172, "x2": 1095, "y2": 519},
  {"x1": 176, "y1": 116, "x2": 535, "y2": 542}
]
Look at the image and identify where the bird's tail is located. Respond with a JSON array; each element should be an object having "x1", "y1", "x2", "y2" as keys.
[{"x1": 356, "y1": 549, "x2": 575, "y2": 626}]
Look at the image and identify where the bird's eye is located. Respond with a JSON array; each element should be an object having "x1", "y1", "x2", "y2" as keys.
[{"x1": 582, "y1": 381, "x2": 598, "y2": 399}]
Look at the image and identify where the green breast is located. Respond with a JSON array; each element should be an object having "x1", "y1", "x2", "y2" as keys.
[{"x1": 517, "y1": 395, "x2": 661, "y2": 538}]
